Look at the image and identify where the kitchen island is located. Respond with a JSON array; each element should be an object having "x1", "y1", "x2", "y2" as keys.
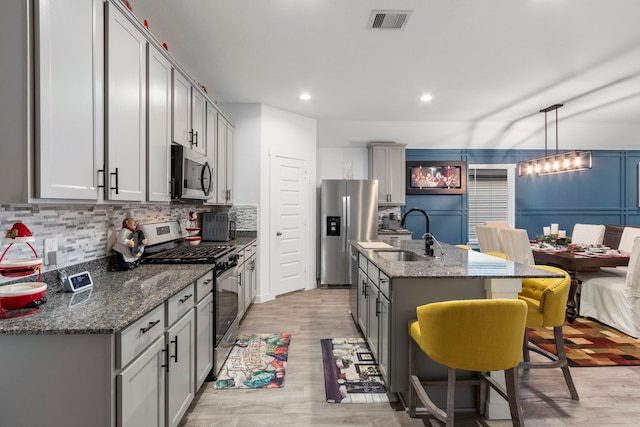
[{"x1": 351, "y1": 239, "x2": 562, "y2": 419}]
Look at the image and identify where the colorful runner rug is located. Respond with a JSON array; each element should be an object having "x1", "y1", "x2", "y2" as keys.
[
  {"x1": 214, "y1": 333, "x2": 291, "y2": 389},
  {"x1": 321, "y1": 338, "x2": 389, "y2": 403},
  {"x1": 528, "y1": 318, "x2": 640, "y2": 367}
]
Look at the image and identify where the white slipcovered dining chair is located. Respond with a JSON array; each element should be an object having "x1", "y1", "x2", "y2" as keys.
[
  {"x1": 579, "y1": 236, "x2": 640, "y2": 338},
  {"x1": 499, "y1": 228, "x2": 535, "y2": 265},
  {"x1": 571, "y1": 223, "x2": 605, "y2": 246},
  {"x1": 484, "y1": 221, "x2": 510, "y2": 229},
  {"x1": 476, "y1": 225, "x2": 504, "y2": 253}
]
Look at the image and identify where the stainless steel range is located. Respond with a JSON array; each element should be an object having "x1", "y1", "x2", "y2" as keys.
[{"x1": 140, "y1": 221, "x2": 240, "y2": 379}]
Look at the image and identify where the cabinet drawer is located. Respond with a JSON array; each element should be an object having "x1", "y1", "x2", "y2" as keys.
[
  {"x1": 117, "y1": 303, "x2": 165, "y2": 369},
  {"x1": 367, "y1": 260, "x2": 379, "y2": 282},
  {"x1": 359, "y1": 253, "x2": 367, "y2": 270},
  {"x1": 195, "y1": 271, "x2": 214, "y2": 302},
  {"x1": 167, "y1": 283, "x2": 195, "y2": 326},
  {"x1": 378, "y1": 272, "x2": 390, "y2": 298}
]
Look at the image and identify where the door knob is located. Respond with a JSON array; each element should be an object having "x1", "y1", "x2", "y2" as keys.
[{"x1": 276, "y1": 231, "x2": 282, "y2": 236}]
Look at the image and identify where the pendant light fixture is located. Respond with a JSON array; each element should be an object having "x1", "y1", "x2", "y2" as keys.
[{"x1": 518, "y1": 103, "x2": 592, "y2": 176}]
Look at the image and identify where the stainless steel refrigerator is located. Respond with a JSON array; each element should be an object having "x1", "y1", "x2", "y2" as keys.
[{"x1": 320, "y1": 179, "x2": 378, "y2": 287}]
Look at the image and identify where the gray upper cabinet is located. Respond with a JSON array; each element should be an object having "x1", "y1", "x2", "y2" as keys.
[
  {"x1": 0, "y1": 0, "x2": 232, "y2": 205},
  {"x1": 368, "y1": 142, "x2": 406, "y2": 206},
  {"x1": 172, "y1": 70, "x2": 208, "y2": 157},
  {"x1": 147, "y1": 44, "x2": 173, "y2": 203},
  {"x1": 0, "y1": 0, "x2": 104, "y2": 203},
  {"x1": 216, "y1": 114, "x2": 234, "y2": 205},
  {"x1": 106, "y1": 3, "x2": 147, "y2": 202}
]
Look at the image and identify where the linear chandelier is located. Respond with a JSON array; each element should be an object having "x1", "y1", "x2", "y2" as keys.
[{"x1": 518, "y1": 103, "x2": 592, "y2": 176}]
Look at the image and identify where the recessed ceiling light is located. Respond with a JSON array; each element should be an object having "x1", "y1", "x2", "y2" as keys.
[
  {"x1": 299, "y1": 92, "x2": 311, "y2": 100},
  {"x1": 420, "y1": 94, "x2": 433, "y2": 102}
]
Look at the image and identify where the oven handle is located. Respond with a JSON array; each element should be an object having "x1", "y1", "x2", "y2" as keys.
[{"x1": 216, "y1": 264, "x2": 238, "y2": 281}]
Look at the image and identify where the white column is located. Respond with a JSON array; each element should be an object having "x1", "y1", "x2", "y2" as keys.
[{"x1": 483, "y1": 277, "x2": 522, "y2": 420}]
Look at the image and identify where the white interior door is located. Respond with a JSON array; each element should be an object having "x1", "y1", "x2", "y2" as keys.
[{"x1": 270, "y1": 155, "x2": 307, "y2": 297}]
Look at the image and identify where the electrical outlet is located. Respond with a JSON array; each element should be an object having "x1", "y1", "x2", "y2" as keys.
[{"x1": 44, "y1": 238, "x2": 58, "y2": 265}]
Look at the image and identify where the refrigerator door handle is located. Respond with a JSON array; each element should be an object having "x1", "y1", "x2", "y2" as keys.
[{"x1": 343, "y1": 196, "x2": 349, "y2": 252}]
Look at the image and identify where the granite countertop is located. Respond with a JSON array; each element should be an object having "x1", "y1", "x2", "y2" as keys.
[
  {"x1": 352, "y1": 239, "x2": 563, "y2": 280},
  {"x1": 0, "y1": 233, "x2": 257, "y2": 336}
]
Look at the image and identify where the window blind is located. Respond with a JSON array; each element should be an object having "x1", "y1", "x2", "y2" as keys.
[{"x1": 467, "y1": 165, "x2": 515, "y2": 245}]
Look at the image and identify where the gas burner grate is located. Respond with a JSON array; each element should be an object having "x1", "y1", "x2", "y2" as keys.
[{"x1": 141, "y1": 244, "x2": 233, "y2": 264}]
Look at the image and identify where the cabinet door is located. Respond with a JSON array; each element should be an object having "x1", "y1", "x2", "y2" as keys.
[
  {"x1": 225, "y1": 124, "x2": 234, "y2": 204},
  {"x1": 106, "y1": 4, "x2": 147, "y2": 202},
  {"x1": 377, "y1": 294, "x2": 390, "y2": 384},
  {"x1": 249, "y1": 252, "x2": 257, "y2": 303},
  {"x1": 387, "y1": 146, "x2": 406, "y2": 205},
  {"x1": 166, "y1": 310, "x2": 195, "y2": 427},
  {"x1": 34, "y1": 0, "x2": 103, "y2": 200},
  {"x1": 172, "y1": 70, "x2": 191, "y2": 146},
  {"x1": 117, "y1": 336, "x2": 166, "y2": 427},
  {"x1": 370, "y1": 146, "x2": 390, "y2": 204},
  {"x1": 357, "y1": 268, "x2": 368, "y2": 336},
  {"x1": 191, "y1": 89, "x2": 207, "y2": 156},
  {"x1": 195, "y1": 293, "x2": 214, "y2": 390},
  {"x1": 205, "y1": 103, "x2": 218, "y2": 199},
  {"x1": 366, "y1": 279, "x2": 379, "y2": 359},
  {"x1": 147, "y1": 45, "x2": 172, "y2": 202},
  {"x1": 237, "y1": 264, "x2": 246, "y2": 320},
  {"x1": 216, "y1": 114, "x2": 228, "y2": 203}
]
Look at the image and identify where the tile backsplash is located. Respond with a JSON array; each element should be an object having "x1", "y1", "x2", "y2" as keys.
[{"x1": 0, "y1": 203, "x2": 257, "y2": 285}]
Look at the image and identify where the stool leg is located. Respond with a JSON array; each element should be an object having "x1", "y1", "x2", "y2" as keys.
[
  {"x1": 446, "y1": 368, "x2": 456, "y2": 427},
  {"x1": 504, "y1": 367, "x2": 524, "y2": 427},
  {"x1": 522, "y1": 327, "x2": 531, "y2": 364},
  {"x1": 554, "y1": 326, "x2": 579, "y2": 400},
  {"x1": 408, "y1": 338, "x2": 418, "y2": 417}
]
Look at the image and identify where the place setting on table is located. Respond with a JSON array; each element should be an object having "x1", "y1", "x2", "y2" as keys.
[{"x1": 530, "y1": 223, "x2": 630, "y2": 322}]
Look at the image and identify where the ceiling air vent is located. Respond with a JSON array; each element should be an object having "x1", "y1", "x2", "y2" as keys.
[{"x1": 367, "y1": 10, "x2": 412, "y2": 30}]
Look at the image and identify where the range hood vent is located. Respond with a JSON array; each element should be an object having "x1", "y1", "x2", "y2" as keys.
[{"x1": 368, "y1": 10, "x2": 412, "y2": 30}]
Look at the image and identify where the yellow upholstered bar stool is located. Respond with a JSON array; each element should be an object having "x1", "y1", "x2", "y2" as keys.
[
  {"x1": 454, "y1": 244, "x2": 473, "y2": 250},
  {"x1": 408, "y1": 299, "x2": 528, "y2": 427},
  {"x1": 485, "y1": 251, "x2": 510, "y2": 260},
  {"x1": 519, "y1": 265, "x2": 579, "y2": 400}
]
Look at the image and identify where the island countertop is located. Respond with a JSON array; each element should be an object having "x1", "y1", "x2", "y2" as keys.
[{"x1": 352, "y1": 239, "x2": 562, "y2": 280}]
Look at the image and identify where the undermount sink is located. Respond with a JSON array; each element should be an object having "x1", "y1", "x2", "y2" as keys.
[{"x1": 375, "y1": 250, "x2": 426, "y2": 262}]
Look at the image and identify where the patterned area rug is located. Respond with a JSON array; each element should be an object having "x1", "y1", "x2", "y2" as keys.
[
  {"x1": 214, "y1": 333, "x2": 291, "y2": 389},
  {"x1": 321, "y1": 338, "x2": 389, "y2": 403},
  {"x1": 527, "y1": 318, "x2": 640, "y2": 367}
]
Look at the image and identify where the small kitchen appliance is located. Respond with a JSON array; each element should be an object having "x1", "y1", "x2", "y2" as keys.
[{"x1": 201, "y1": 212, "x2": 236, "y2": 242}]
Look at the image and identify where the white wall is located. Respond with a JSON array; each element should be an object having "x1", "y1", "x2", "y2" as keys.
[
  {"x1": 225, "y1": 103, "x2": 317, "y2": 302},
  {"x1": 220, "y1": 103, "x2": 262, "y2": 204},
  {"x1": 316, "y1": 147, "x2": 368, "y2": 181}
]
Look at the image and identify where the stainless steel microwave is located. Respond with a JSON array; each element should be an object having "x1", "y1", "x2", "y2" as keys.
[{"x1": 171, "y1": 144, "x2": 213, "y2": 200}]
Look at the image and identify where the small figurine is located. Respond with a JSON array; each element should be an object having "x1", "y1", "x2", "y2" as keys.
[{"x1": 113, "y1": 211, "x2": 148, "y2": 270}]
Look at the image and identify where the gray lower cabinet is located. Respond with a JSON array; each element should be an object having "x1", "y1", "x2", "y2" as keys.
[
  {"x1": 357, "y1": 265, "x2": 368, "y2": 336},
  {"x1": 356, "y1": 257, "x2": 391, "y2": 387},
  {"x1": 166, "y1": 307, "x2": 195, "y2": 427},
  {"x1": 118, "y1": 336, "x2": 166, "y2": 427},
  {"x1": 238, "y1": 239, "x2": 257, "y2": 321},
  {"x1": 194, "y1": 272, "x2": 214, "y2": 389}
]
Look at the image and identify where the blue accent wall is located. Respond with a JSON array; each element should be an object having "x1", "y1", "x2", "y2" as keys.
[{"x1": 404, "y1": 149, "x2": 640, "y2": 245}]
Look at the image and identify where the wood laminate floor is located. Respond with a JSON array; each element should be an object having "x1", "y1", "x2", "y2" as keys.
[{"x1": 179, "y1": 288, "x2": 640, "y2": 426}]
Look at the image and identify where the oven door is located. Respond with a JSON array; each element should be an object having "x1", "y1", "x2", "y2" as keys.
[{"x1": 214, "y1": 264, "x2": 239, "y2": 377}]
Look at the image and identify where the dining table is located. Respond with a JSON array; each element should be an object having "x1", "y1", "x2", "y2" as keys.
[{"x1": 531, "y1": 247, "x2": 630, "y2": 323}]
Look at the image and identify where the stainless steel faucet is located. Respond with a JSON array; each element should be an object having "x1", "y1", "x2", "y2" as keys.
[{"x1": 400, "y1": 208, "x2": 434, "y2": 256}]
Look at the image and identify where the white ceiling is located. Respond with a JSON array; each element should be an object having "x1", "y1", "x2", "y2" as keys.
[{"x1": 130, "y1": 0, "x2": 640, "y2": 149}]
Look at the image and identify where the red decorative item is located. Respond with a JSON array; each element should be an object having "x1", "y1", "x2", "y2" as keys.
[
  {"x1": 122, "y1": 0, "x2": 133, "y2": 12},
  {"x1": 1, "y1": 223, "x2": 43, "y2": 280},
  {"x1": 201, "y1": 85, "x2": 208, "y2": 94},
  {"x1": 162, "y1": 42, "x2": 169, "y2": 51},
  {"x1": 143, "y1": 19, "x2": 149, "y2": 29}
]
